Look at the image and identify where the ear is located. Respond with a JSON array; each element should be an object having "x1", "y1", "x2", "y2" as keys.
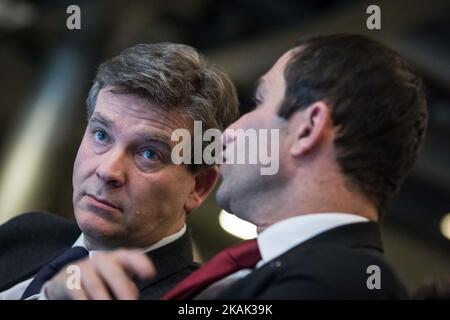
[
  {"x1": 289, "y1": 102, "x2": 332, "y2": 156},
  {"x1": 184, "y1": 166, "x2": 219, "y2": 213}
]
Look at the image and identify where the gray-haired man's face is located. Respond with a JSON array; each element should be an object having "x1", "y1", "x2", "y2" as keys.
[{"x1": 72, "y1": 87, "x2": 198, "y2": 250}]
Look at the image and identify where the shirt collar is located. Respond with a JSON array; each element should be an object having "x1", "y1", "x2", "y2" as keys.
[
  {"x1": 73, "y1": 224, "x2": 187, "y2": 258},
  {"x1": 257, "y1": 213, "x2": 369, "y2": 266}
]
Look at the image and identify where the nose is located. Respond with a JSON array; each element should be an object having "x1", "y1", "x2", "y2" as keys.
[
  {"x1": 221, "y1": 129, "x2": 235, "y2": 147},
  {"x1": 96, "y1": 147, "x2": 127, "y2": 188},
  {"x1": 222, "y1": 116, "x2": 243, "y2": 146},
  {"x1": 222, "y1": 113, "x2": 248, "y2": 148}
]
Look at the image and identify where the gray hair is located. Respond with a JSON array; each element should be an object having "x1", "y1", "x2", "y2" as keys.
[{"x1": 86, "y1": 43, "x2": 239, "y2": 133}]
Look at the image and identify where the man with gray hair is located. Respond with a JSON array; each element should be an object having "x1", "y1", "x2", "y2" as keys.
[
  {"x1": 0, "y1": 43, "x2": 239, "y2": 299},
  {"x1": 52, "y1": 34, "x2": 424, "y2": 300}
]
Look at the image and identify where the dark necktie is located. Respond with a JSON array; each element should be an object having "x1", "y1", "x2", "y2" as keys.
[
  {"x1": 21, "y1": 246, "x2": 89, "y2": 299},
  {"x1": 163, "y1": 239, "x2": 261, "y2": 300}
]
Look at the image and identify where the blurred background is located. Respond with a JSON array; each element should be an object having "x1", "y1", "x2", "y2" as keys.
[{"x1": 0, "y1": 0, "x2": 449, "y2": 294}]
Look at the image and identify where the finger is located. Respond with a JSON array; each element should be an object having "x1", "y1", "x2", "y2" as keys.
[
  {"x1": 115, "y1": 250, "x2": 156, "y2": 281},
  {"x1": 46, "y1": 275, "x2": 89, "y2": 300},
  {"x1": 92, "y1": 253, "x2": 140, "y2": 300},
  {"x1": 44, "y1": 263, "x2": 88, "y2": 300},
  {"x1": 69, "y1": 286, "x2": 89, "y2": 300},
  {"x1": 79, "y1": 263, "x2": 113, "y2": 300}
]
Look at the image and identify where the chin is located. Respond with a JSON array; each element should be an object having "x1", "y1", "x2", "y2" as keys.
[{"x1": 75, "y1": 209, "x2": 125, "y2": 245}]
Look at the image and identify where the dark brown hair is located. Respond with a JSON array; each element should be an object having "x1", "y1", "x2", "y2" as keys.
[{"x1": 279, "y1": 34, "x2": 428, "y2": 214}]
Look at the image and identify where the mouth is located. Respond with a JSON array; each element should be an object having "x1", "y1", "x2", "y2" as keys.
[{"x1": 85, "y1": 194, "x2": 121, "y2": 212}]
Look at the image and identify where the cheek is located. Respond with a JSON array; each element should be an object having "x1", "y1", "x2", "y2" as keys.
[
  {"x1": 233, "y1": 113, "x2": 254, "y2": 130},
  {"x1": 73, "y1": 140, "x2": 93, "y2": 187},
  {"x1": 131, "y1": 169, "x2": 194, "y2": 212},
  {"x1": 241, "y1": 112, "x2": 268, "y2": 131}
]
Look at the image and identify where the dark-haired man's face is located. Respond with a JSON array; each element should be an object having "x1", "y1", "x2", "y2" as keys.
[
  {"x1": 216, "y1": 51, "x2": 294, "y2": 226},
  {"x1": 72, "y1": 87, "x2": 199, "y2": 250}
]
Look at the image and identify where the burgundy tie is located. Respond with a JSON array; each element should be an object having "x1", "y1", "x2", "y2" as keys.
[{"x1": 163, "y1": 239, "x2": 261, "y2": 300}]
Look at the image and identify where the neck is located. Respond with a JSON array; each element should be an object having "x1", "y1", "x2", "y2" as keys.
[{"x1": 246, "y1": 172, "x2": 378, "y2": 233}]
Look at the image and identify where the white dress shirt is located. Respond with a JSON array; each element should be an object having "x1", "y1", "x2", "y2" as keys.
[
  {"x1": 0, "y1": 225, "x2": 186, "y2": 300},
  {"x1": 195, "y1": 213, "x2": 369, "y2": 299},
  {"x1": 256, "y1": 212, "x2": 369, "y2": 266}
]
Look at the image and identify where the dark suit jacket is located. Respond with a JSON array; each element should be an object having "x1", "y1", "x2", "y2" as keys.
[
  {"x1": 217, "y1": 222, "x2": 409, "y2": 299},
  {"x1": 0, "y1": 212, "x2": 199, "y2": 299}
]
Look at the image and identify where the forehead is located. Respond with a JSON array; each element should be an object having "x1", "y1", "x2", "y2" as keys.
[
  {"x1": 261, "y1": 50, "x2": 295, "y2": 86},
  {"x1": 256, "y1": 50, "x2": 295, "y2": 103},
  {"x1": 93, "y1": 87, "x2": 188, "y2": 133},
  {"x1": 269, "y1": 50, "x2": 295, "y2": 77}
]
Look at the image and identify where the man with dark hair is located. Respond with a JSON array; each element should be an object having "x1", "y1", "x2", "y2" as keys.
[
  {"x1": 14, "y1": 34, "x2": 427, "y2": 300},
  {"x1": 163, "y1": 33, "x2": 427, "y2": 299},
  {"x1": 0, "y1": 43, "x2": 239, "y2": 299}
]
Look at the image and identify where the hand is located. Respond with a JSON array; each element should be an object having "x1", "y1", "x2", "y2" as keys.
[{"x1": 44, "y1": 249, "x2": 155, "y2": 300}]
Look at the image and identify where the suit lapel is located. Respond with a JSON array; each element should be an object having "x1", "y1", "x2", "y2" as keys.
[
  {"x1": 136, "y1": 228, "x2": 196, "y2": 291},
  {"x1": 0, "y1": 212, "x2": 197, "y2": 297},
  {"x1": 217, "y1": 222, "x2": 383, "y2": 299},
  {"x1": 0, "y1": 213, "x2": 80, "y2": 292}
]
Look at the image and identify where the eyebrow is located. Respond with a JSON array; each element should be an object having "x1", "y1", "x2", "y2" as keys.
[
  {"x1": 134, "y1": 132, "x2": 174, "y2": 149},
  {"x1": 89, "y1": 112, "x2": 174, "y2": 148},
  {"x1": 255, "y1": 78, "x2": 267, "y2": 96},
  {"x1": 89, "y1": 112, "x2": 114, "y2": 129},
  {"x1": 257, "y1": 77, "x2": 265, "y2": 88}
]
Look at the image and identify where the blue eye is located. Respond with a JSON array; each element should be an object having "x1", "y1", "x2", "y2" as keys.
[
  {"x1": 94, "y1": 130, "x2": 108, "y2": 142},
  {"x1": 142, "y1": 149, "x2": 159, "y2": 161}
]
